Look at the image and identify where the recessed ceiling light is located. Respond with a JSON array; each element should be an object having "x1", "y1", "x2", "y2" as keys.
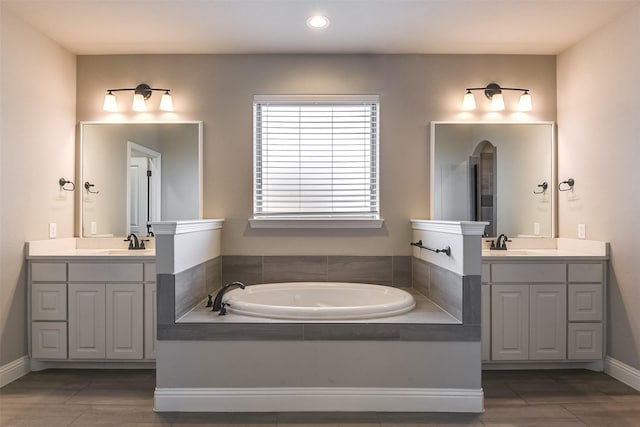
[{"x1": 306, "y1": 15, "x2": 330, "y2": 30}]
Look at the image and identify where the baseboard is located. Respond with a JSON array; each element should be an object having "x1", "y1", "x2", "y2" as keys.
[
  {"x1": 0, "y1": 356, "x2": 30, "y2": 388},
  {"x1": 605, "y1": 356, "x2": 640, "y2": 391},
  {"x1": 483, "y1": 360, "x2": 603, "y2": 372},
  {"x1": 155, "y1": 387, "x2": 484, "y2": 413},
  {"x1": 30, "y1": 360, "x2": 155, "y2": 371}
]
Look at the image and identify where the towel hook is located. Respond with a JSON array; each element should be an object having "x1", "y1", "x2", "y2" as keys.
[
  {"x1": 84, "y1": 181, "x2": 99, "y2": 194},
  {"x1": 58, "y1": 178, "x2": 75, "y2": 191},
  {"x1": 559, "y1": 178, "x2": 575, "y2": 191},
  {"x1": 533, "y1": 181, "x2": 548, "y2": 194}
]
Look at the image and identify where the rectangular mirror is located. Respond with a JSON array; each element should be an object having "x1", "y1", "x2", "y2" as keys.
[
  {"x1": 79, "y1": 121, "x2": 203, "y2": 237},
  {"x1": 430, "y1": 122, "x2": 555, "y2": 237}
]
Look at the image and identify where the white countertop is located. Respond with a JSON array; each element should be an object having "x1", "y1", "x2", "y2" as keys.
[{"x1": 26, "y1": 237, "x2": 156, "y2": 259}]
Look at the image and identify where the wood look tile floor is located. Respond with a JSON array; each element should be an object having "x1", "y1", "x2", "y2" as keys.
[{"x1": 1, "y1": 369, "x2": 639, "y2": 426}]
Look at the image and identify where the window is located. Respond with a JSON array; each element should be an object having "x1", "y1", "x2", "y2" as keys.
[{"x1": 252, "y1": 95, "x2": 380, "y2": 228}]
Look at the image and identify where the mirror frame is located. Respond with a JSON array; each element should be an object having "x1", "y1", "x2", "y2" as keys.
[
  {"x1": 77, "y1": 120, "x2": 204, "y2": 237},
  {"x1": 429, "y1": 121, "x2": 557, "y2": 237}
]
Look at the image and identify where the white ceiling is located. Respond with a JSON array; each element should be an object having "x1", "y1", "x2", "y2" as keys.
[{"x1": 4, "y1": 0, "x2": 638, "y2": 55}]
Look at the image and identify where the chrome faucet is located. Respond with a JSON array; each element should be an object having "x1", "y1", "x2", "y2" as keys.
[{"x1": 212, "y1": 281, "x2": 246, "y2": 315}]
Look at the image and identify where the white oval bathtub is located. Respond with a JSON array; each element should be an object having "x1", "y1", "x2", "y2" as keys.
[{"x1": 224, "y1": 282, "x2": 416, "y2": 320}]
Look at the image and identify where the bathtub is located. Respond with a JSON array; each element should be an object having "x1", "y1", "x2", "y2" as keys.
[{"x1": 223, "y1": 282, "x2": 416, "y2": 320}]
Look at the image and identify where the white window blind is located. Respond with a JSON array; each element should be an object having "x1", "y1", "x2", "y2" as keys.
[{"x1": 254, "y1": 95, "x2": 379, "y2": 219}]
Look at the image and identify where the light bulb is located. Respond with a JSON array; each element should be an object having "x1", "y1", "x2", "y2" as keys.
[
  {"x1": 103, "y1": 91, "x2": 117, "y2": 112},
  {"x1": 518, "y1": 91, "x2": 532, "y2": 111},
  {"x1": 160, "y1": 91, "x2": 173, "y2": 112},
  {"x1": 306, "y1": 15, "x2": 330, "y2": 29},
  {"x1": 490, "y1": 93, "x2": 505, "y2": 111},
  {"x1": 462, "y1": 91, "x2": 476, "y2": 110},
  {"x1": 132, "y1": 93, "x2": 147, "y2": 112}
]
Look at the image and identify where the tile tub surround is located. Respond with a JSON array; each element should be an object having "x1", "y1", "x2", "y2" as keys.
[
  {"x1": 154, "y1": 220, "x2": 485, "y2": 412},
  {"x1": 157, "y1": 254, "x2": 482, "y2": 341},
  {"x1": 221, "y1": 255, "x2": 412, "y2": 287}
]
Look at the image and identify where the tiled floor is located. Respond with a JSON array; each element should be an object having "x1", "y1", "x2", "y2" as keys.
[{"x1": 1, "y1": 369, "x2": 639, "y2": 426}]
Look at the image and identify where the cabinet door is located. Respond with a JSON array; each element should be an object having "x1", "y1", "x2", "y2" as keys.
[
  {"x1": 144, "y1": 282, "x2": 157, "y2": 360},
  {"x1": 481, "y1": 285, "x2": 491, "y2": 361},
  {"x1": 568, "y1": 323, "x2": 603, "y2": 360},
  {"x1": 106, "y1": 284, "x2": 143, "y2": 359},
  {"x1": 68, "y1": 284, "x2": 106, "y2": 359},
  {"x1": 32, "y1": 283, "x2": 67, "y2": 321},
  {"x1": 491, "y1": 285, "x2": 529, "y2": 360},
  {"x1": 529, "y1": 284, "x2": 567, "y2": 360},
  {"x1": 568, "y1": 284, "x2": 603, "y2": 321},
  {"x1": 32, "y1": 322, "x2": 67, "y2": 359}
]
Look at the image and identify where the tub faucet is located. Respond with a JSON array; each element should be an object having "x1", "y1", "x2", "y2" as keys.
[
  {"x1": 212, "y1": 281, "x2": 246, "y2": 314},
  {"x1": 494, "y1": 233, "x2": 511, "y2": 250}
]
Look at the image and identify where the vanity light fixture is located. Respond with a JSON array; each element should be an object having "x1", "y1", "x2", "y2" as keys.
[
  {"x1": 306, "y1": 15, "x2": 330, "y2": 29},
  {"x1": 462, "y1": 83, "x2": 532, "y2": 112},
  {"x1": 103, "y1": 83, "x2": 174, "y2": 112}
]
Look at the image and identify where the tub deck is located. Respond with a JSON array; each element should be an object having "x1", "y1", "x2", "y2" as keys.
[{"x1": 177, "y1": 288, "x2": 460, "y2": 324}]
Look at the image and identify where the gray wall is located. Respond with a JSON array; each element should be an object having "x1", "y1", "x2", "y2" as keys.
[
  {"x1": 76, "y1": 54, "x2": 557, "y2": 256},
  {"x1": 0, "y1": 7, "x2": 76, "y2": 366},
  {"x1": 557, "y1": 4, "x2": 640, "y2": 372}
]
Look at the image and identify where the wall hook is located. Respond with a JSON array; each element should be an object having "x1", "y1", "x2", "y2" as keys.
[
  {"x1": 559, "y1": 178, "x2": 575, "y2": 191},
  {"x1": 58, "y1": 178, "x2": 75, "y2": 191},
  {"x1": 84, "y1": 181, "x2": 99, "y2": 194},
  {"x1": 533, "y1": 181, "x2": 548, "y2": 194}
]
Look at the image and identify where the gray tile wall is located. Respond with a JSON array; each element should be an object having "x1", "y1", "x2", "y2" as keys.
[
  {"x1": 173, "y1": 257, "x2": 222, "y2": 319},
  {"x1": 221, "y1": 255, "x2": 412, "y2": 287},
  {"x1": 411, "y1": 257, "x2": 481, "y2": 324}
]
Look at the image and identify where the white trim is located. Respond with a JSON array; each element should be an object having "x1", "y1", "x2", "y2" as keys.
[
  {"x1": 0, "y1": 356, "x2": 30, "y2": 387},
  {"x1": 151, "y1": 219, "x2": 224, "y2": 235},
  {"x1": 253, "y1": 94, "x2": 380, "y2": 104},
  {"x1": 605, "y1": 356, "x2": 640, "y2": 391},
  {"x1": 154, "y1": 386, "x2": 484, "y2": 413},
  {"x1": 249, "y1": 217, "x2": 384, "y2": 229},
  {"x1": 411, "y1": 220, "x2": 488, "y2": 236}
]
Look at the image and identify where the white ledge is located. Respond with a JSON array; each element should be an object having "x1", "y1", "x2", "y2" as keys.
[
  {"x1": 410, "y1": 220, "x2": 488, "y2": 236},
  {"x1": 249, "y1": 217, "x2": 384, "y2": 229},
  {"x1": 151, "y1": 219, "x2": 224, "y2": 235}
]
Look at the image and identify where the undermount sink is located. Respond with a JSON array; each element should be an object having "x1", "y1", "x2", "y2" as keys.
[
  {"x1": 482, "y1": 250, "x2": 529, "y2": 256},
  {"x1": 104, "y1": 249, "x2": 155, "y2": 255}
]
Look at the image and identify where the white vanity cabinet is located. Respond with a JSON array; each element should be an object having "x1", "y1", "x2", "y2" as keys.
[
  {"x1": 29, "y1": 258, "x2": 156, "y2": 363},
  {"x1": 482, "y1": 259, "x2": 606, "y2": 367}
]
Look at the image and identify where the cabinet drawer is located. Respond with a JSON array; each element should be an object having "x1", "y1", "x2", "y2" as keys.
[
  {"x1": 568, "y1": 284, "x2": 603, "y2": 321},
  {"x1": 32, "y1": 322, "x2": 67, "y2": 359},
  {"x1": 568, "y1": 323, "x2": 603, "y2": 360},
  {"x1": 69, "y1": 263, "x2": 143, "y2": 282},
  {"x1": 144, "y1": 263, "x2": 156, "y2": 282},
  {"x1": 491, "y1": 263, "x2": 566, "y2": 283},
  {"x1": 568, "y1": 264, "x2": 603, "y2": 283},
  {"x1": 31, "y1": 263, "x2": 66, "y2": 282},
  {"x1": 32, "y1": 283, "x2": 67, "y2": 321}
]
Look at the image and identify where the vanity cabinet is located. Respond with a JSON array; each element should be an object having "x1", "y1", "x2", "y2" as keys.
[
  {"x1": 482, "y1": 260, "x2": 605, "y2": 366},
  {"x1": 29, "y1": 259, "x2": 156, "y2": 363}
]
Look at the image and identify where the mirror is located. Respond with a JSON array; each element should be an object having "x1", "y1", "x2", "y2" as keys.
[
  {"x1": 430, "y1": 122, "x2": 555, "y2": 237},
  {"x1": 79, "y1": 122, "x2": 203, "y2": 237}
]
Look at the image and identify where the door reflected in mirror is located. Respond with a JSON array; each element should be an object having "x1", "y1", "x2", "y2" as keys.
[
  {"x1": 80, "y1": 122, "x2": 203, "y2": 238},
  {"x1": 430, "y1": 122, "x2": 555, "y2": 238}
]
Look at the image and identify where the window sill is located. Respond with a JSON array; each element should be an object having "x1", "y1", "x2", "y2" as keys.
[{"x1": 249, "y1": 217, "x2": 384, "y2": 229}]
